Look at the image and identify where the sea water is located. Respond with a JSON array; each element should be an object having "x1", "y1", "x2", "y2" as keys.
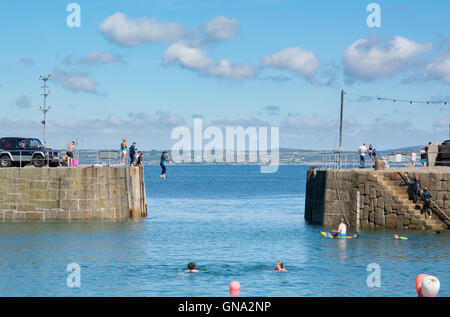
[{"x1": 0, "y1": 165, "x2": 448, "y2": 296}]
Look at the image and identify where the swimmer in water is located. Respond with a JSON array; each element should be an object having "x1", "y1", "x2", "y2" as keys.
[
  {"x1": 394, "y1": 234, "x2": 399, "y2": 239},
  {"x1": 352, "y1": 232, "x2": 360, "y2": 239},
  {"x1": 185, "y1": 262, "x2": 199, "y2": 273},
  {"x1": 275, "y1": 261, "x2": 287, "y2": 272}
]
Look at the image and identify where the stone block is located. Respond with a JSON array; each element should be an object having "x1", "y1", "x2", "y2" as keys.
[
  {"x1": 385, "y1": 213, "x2": 397, "y2": 228},
  {"x1": 375, "y1": 208, "x2": 385, "y2": 226},
  {"x1": 55, "y1": 210, "x2": 70, "y2": 221},
  {"x1": 25, "y1": 212, "x2": 43, "y2": 221},
  {"x1": 397, "y1": 215, "x2": 404, "y2": 229}
]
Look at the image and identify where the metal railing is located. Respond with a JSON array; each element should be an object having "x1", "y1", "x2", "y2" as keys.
[
  {"x1": 321, "y1": 151, "x2": 429, "y2": 170},
  {"x1": 0, "y1": 149, "x2": 129, "y2": 168},
  {"x1": 67, "y1": 149, "x2": 129, "y2": 166},
  {"x1": 2, "y1": 148, "x2": 450, "y2": 169}
]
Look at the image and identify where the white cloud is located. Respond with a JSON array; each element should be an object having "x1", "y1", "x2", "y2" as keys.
[
  {"x1": 343, "y1": 35, "x2": 432, "y2": 81},
  {"x1": 261, "y1": 46, "x2": 320, "y2": 79},
  {"x1": 202, "y1": 16, "x2": 240, "y2": 42},
  {"x1": 0, "y1": 111, "x2": 186, "y2": 149},
  {"x1": 278, "y1": 113, "x2": 442, "y2": 150},
  {"x1": 64, "y1": 51, "x2": 124, "y2": 65},
  {"x1": 207, "y1": 59, "x2": 254, "y2": 79},
  {"x1": 53, "y1": 69, "x2": 98, "y2": 94},
  {"x1": 99, "y1": 13, "x2": 187, "y2": 46},
  {"x1": 163, "y1": 42, "x2": 211, "y2": 70},
  {"x1": 426, "y1": 53, "x2": 450, "y2": 83},
  {"x1": 163, "y1": 41, "x2": 255, "y2": 80}
]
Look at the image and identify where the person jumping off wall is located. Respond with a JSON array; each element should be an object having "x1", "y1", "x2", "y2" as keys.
[{"x1": 160, "y1": 151, "x2": 169, "y2": 179}]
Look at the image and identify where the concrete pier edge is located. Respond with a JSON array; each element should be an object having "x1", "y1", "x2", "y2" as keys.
[
  {"x1": 305, "y1": 167, "x2": 450, "y2": 231},
  {"x1": 0, "y1": 166, "x2": 147, "y2": 222}
]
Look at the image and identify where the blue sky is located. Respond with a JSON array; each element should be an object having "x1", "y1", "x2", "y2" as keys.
[{"x1": 1, "y1": 0, "x2": 449, "y2": 150}]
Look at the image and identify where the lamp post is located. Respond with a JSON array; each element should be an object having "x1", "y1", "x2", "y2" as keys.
[
  {"x1": 39, "y1": 75, "x2": 51, "y2": 146},
  {"x1": 338, "y1": 90, "x2": 344, "y2": 169}
]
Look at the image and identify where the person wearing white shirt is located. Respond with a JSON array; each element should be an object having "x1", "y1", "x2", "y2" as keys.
[
  {"x1": 411, "y1": 150, "x2": 417, "y2": 166},
  {"x1": 357, "y1": 143, "x2": 368, "y2": 168}
]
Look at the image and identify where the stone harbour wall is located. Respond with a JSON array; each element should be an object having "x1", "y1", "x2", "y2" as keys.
[
  {"x1": 305, "y1": 167, "x2": 450, "y2": 230},
  {"x1": 0, "y1": 166, "x2": 147, "y2": 221}
]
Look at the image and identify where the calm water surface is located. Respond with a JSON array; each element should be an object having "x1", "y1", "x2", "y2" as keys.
[{"x1": 0, "y1": 165, "x2": 448, "y2": 296}]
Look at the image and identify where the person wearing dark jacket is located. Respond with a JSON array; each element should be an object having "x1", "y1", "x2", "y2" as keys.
[
  {"x1": 421, "y1": 188, "x2": 432, "y2": 219},
  {"x1": 135, "y1": 151, "x2": 144, "y2": 166},
  {"x1": 412, "y1": 176, "x2": 421, "y2": 204},
  {"x1": 129, "y1": 142, "x2": 137, "y2": 166}
]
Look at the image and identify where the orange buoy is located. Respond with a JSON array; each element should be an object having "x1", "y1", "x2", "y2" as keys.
[
  {"x1": 415, "y1": 274, "x2": 428, "y2": 297},
  {"x1": 229, "y1": 281, "x2": 240, "y2": 295},
  {"x1": 230, "y1": 281, "x2": 240, "y2": 290}
]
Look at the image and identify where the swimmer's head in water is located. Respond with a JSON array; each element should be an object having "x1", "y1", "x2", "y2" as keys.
[
  {"x1": 276, "y1": 261, "x2": 284, "y2": 270},
  {"x1": 394, "y1": 234, "x2": 399, "y2": 239},
  {"x1": 187, "y1": 262, "x2": 196, "y2": 270}
]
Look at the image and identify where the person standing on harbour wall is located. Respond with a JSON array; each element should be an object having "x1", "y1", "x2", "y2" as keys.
[
  {"x1": 420, "y1": 148, "x2": 427, "y2": 166},
  {"x1": 66, "y1": 141, "x2": 76, "y2": 166},
  {"x1": 129, "y1": 142, "x2": 137, "y2": 166},
  {"x1": 411, "y1": 149, "x2": 417, "y2": 166},
  {"x1": 368, "y1": 144, "x2": 378, "y2": 167},
  {"x1": 120, "y1": 139, "x2": 127, "y2": 165},
  {"x1": 357, "y1": 143, "x2": 368, "y2": 168}
]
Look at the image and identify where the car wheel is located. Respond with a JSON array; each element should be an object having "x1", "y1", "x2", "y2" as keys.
[
  {"x1": 31, "y1": 155, "x2": 45, "y2": 168},
  {"x1": 0, "y1": 155, "x2": 12, "y2": 168}
]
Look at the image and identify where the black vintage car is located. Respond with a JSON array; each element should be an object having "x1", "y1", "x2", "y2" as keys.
[{"x1": 0, "y1": 137, "x2": 60, "y2": 167}]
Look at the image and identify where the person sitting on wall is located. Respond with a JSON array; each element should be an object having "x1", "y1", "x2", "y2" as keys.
[
  {"x1": 59, "y1": 153, "x2": 68, "y2": 166},
  {"x1": 332, "y1": 218, "x2": 347, "y2": 237},
  {"x1": 134, "y1": 151, "x2": 144, "y2": 167}
]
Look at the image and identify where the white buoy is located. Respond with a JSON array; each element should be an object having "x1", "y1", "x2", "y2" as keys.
[{"x1": 421, "y1": 275, "x2": 440, "y2": 297}]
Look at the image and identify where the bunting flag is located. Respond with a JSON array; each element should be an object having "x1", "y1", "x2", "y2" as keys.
[{"x1": 344, "y1": 91, "x2": 448, "y2": 105}]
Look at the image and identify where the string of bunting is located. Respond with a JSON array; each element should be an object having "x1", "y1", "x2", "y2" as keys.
[{"x1": 344, "y1": 91, "x2": 448, "y2": 105}]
